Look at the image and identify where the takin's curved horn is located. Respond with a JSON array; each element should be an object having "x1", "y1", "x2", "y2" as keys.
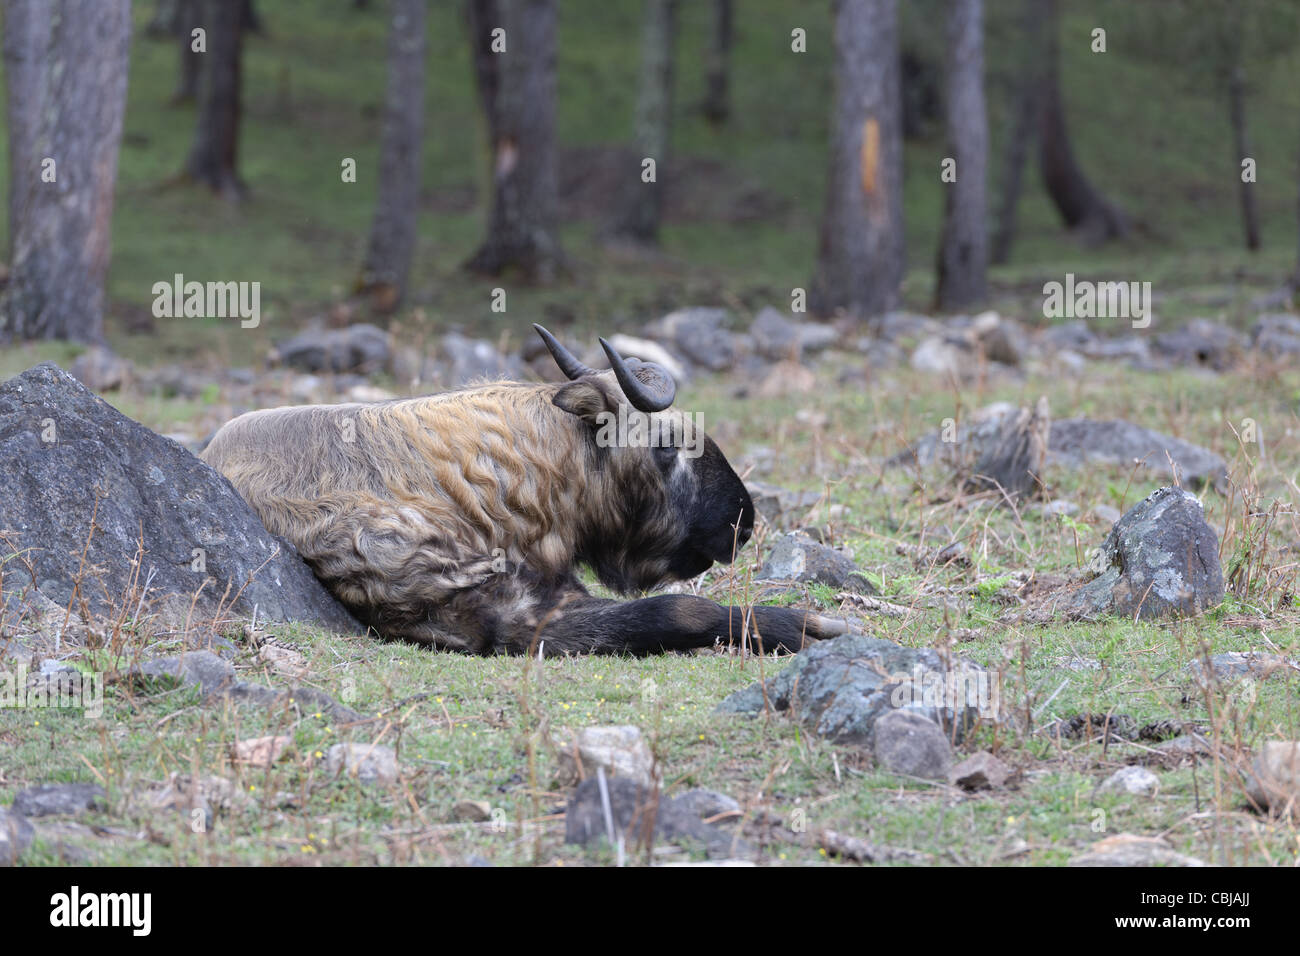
[
  {"x1": 534, "y1": 324, "x2": 596, "y2": 380},
  {"x1": 599, "y1": 337, "x2": 676, "y2": 412}
]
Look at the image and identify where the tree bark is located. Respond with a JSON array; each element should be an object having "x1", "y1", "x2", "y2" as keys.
[
  {"x1": 701, "y1": 0, "x2": 731, "y2": 125},
  {"x1": 358, "y1": 0, "x2": 427, "y2": 312},
  {"x1": 184, "y1": 0, "x2": 246, "y2": 199},
  {"x1": 610, "y1": 0, "x2": 677, "y2": 243},
  {"x1": 1037, "y1": 0, "x2": 1126, "y2": 243},
  {"x1": 935, "y1": 0, "x2": 988, "y2": 311},
  {"x1": 464, "y1": 0, "x2": 565, "y2": 281},
  {"x1": 172, "y1": 0, "x2": 202, "y2": 105},
  {"x1": 1, "y1": 0, "x2": 132, "y2": 343},
  {"x1": 1228, "y1": 66, "x2": 1261, "y2": 251},
  {"x1": 810, "y1": 0, "x2": 904, "y2": 320},
  {"x1": 990, "y1": 0, "x2": 1043, "y2": 265}
]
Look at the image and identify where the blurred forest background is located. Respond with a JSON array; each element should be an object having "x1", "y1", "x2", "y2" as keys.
[{"x1": 2, "y1": 0, "x2": 1300, "y2": 370}]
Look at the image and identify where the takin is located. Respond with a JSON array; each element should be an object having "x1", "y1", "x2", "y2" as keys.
[{"x1": 200, "y1": 325, "x2": 848, "y2": 655}]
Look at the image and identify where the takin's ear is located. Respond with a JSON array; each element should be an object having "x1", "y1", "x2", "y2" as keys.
[{"x1": 552, "y1": 380, "x2": 617, "y2": 424}]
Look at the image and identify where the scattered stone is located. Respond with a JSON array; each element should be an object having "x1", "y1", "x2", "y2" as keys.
[
  {"x1": 452, "y1": 799, "x2": 494, "y2": 823},
  {"x1": 909, "y1": 334, "x2": 971, "y2": 378},
  {"x1": 963, "y1": 397, "x2": 1050, "y2": 501},
  {"x1": 1152, "y1": 319, "x2": 1245, "y2": 371},
  {"x1": 1251, "y1": 313, "x2": 1300, "y2": 356},
  {"x1": 757, "y1": 531, "x2": 877, "y2": 594},
  {"x1": 750, "y1": 307, "x2": 802, "y2": 360},
  {"x1": 1064, "y1": 487, "x2": 1225, "y2": 621},
  {"x1": 0, "y1": 807, "x2": 35, "y2": 865},
  {"x1": 817, "y1": 829, "x2": 878, "y2": 862},
  {"x1": 745, "y1": 480, "x2": 823, "y2": 529},
  {"x1": 257, "y1": 643, "x2": 309, "y2": 680},
  {"x1": 69, "y1": 346, "x2": 132, "y2": 392},
  {"x1": 563, "y1": 776, "x2": 747, "y2": 859},
  {"x1": 1048, "y1": 418, "x2": 1227, "y2": 490},
  {"x1": 14, "y1": 783, "x2": 107, "y2": 818},
  {"x1": 872, "y1": 710, "x2": 952, "y2": 781},
  {"x1": 0, "y1": 364, "x2": 360, "y2": 633},
  {"x1": 872, "y1": 311, "x2": 943, "y2": 343},
  {"x1": 717, "y1": 633, "x2": 996, "y2": 747},
  {"x1": 269, "y1": 323, "x2": 390, "y2": 374},
  {"x1": 971, "y1": 311, "x2": 1026, "y2": 366},
  {"x1": 1069, "y1": 834, "x2": 1206, "y2": 867},
  {"x1": 326, "y1": 743, "x2": 399, "y2": 786},
  {"x1": 554, "y1": 725, "x2": 658, "y2": 789},
  {"x1": 950, "y1": 751, "x2": 1012, "y2": 791},
  {"x1": 755, "y1": 359, "x2": 816, "y2": 397},
  {"x1": 1244, "y1": 741, "x2": 1300, "y2": 814},
  {"x1": 225, "y1": 682, "x2": 364, "y2": 723},
  {"x1": 441, "y1": 332, "x2": 527, "y2": 386},
  {"x1": 672, "y1": 789, "x2": 740, "y2": 820},
  {"x1": 1098, "y1": 766, "x2": 1160, "y2": 796},
  {"x1": 1186, "y1": 652, "x2": 1297, "y2": 683},
  {"x1": 232, "y1": 735, "x2": 290, "y2": 769},
  {"x1": 648, "y1": 307, "x2": 741, "y2": 371},
  {"x1": 134, "y1": 651, "x2": 236, "y2": 697},
  {"x1": 1092, "y1": 504, "x2": 1122, "y2": 525},
  {"x1": 1144, "y1": 734, "x2": 1219, "y2": 768}
]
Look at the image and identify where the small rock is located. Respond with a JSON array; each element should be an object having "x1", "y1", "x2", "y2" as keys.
[
  {"x1": 1251, "y1": 313, "x2": 1300, "y2": 356},
  {"x1": 326, "y1": 743, "x2": 399, "y2": 786},
  {"x1": 1069, "y1": 834, "x2": 1206, "y2": 867},
  {"x1": 750, "y1": 307, "x2": 802, "y2": 360},
  {"x1": 452, "y1": 799, "x2": 493, "y2": 823},
  {"x1": 873, "y1": 710, "x2": 952, "y2": 781},
  {"x1": 441, "y1": 332, "x2": 525, "y2": 386},
  {"x1": 909, "y1": 335, "x2": 971, "y2": 378},
  {"x1": 257, "y1": 643, "x2": 309, "y2": 680},
  {"x1": 0, "y1": 807, "x2": 35, "y2": 865},
  {"x1": 136, "y1": 651, "x2": 236, "y2": 698},
  {"x1": 1065, "y1": 487, "x2": 1225, "y2": 621},
  {"x1": 1152, "y1": 319, "x2": 1245, "y2": 371},
  {"x1": 563, "y1": 776, "x2": 746, "y2": 859},
  {"x1": 648, "y1": 307, "x2": 739, "y2": 371},
  {"x1": 1048, "y1": 419, "x2": 1227, "y2": 490},
  {"x1": 232, "y1": 735, "x2": 290, "y2": 769},
  {"x1": 757, "y1": 531, "x2": 876, "y2": 594},
  {"x1": 68, "y1": 346, "x2": 132, "y2": 392},
  {"x1": 270, "y1": 323, "x2": 391, "y2": 374},
  {"x1": 672, "y1": 789, "x2": 740, "y2": 820},
  {"x1": 1244, "y1": 741, "x2": 1300, "y2": 814},
  {"x1": 1187, "y1": 652, "x2": 1296, "y2": 683},
  {"x1": 1098, "y1": 766, "x2": 1160, "y2": 796},
  {"x1": 1042, "y1": 499, "x2": 1079, "y2": 518},
  {"x1": 1092, "y1": 504, "x2": 1122, "y2": 524},
  {"x1": 744, "y1": 480, "x2": 823, "y2": 529},
  {"x1": 554, "y1": 725, "x2": 658, "y2": 789},
  {"x1": 14, "y1": 783, "x2": 107, "y2": 818},
  {"x1": 949, "y1": 751, "x2": 1011, "y2": 790}
]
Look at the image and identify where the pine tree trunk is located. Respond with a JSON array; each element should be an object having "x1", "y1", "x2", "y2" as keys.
[
  {"x1": 359, "y1": 0, "x2": 427, "y2": 312},
  {"x1": 173, "y1": 0, "x2": 202, "y2": 105},
  {"x1": 990, "y1": 0, "x2": 1043, "y2": 265},
  {"x1": 184, "y1": 0, "x2": 246, "y2": 199},
  {"x1": 1, "y1": 0, "x2": 132, "y2": 343},
  {"x1": 464, "y1": 0, "x2": 565, "y2": 282},
  {"x1": 701, "y1": 0, "x2": 731, "y2": 125},
  {"x1": 935, "y1": 0, "x2": 988, "y2": 311},
  {"x1": 610, "y1": 0, "x2": 677, "y2": 244},
  {"x1": 1037, "y1": 0, "x2": 1126, "y2": 243},
  {"x1": 1228, "y1": 66, "x2": 1261, "y2": 251},
  {"x1": 810, "y1": 0, "x2": 904, "y2": 320}
]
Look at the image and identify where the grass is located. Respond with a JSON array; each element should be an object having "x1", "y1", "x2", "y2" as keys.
[{"x1": 3, "y1": 1, "x2": 1300, "y2": 866}]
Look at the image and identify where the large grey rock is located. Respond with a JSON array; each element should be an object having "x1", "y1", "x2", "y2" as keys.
[
  {"x1": 648, "y1": 308, "x2": 741, "y2": 371},
  {"x1": 872, "y1": 710, "x2": 951, "y2": 781},
  {"x1": 1048, "y1": 419, "x2": 1227, "y2": 490},
  {"x1": 136, "y1": 651, "x2": 236, "y2": 697},
  {"x1": 1066, "y1": 487, "x2": 1224, "y2": 621},
  {"x1": 564, "y1": 776, "x2": 748, "y2": 859},
  {"x1": 1152, "y1": 319, "x2": 1245, "y2": 371},
  {"x1": 0, "y1": 808, "x2": 34, "y2": 865},
  {"x1": 717, "y1": 634, "x2": 996, "y2": 747},
  {"x1": 757, "y1": 532, "x2": 877, "y2": 594},
  {"x1": 270, "y1": 323, "x2": 390, "y2": 374},
  {"x1": 14, "y1": 783, "x2": 107, "y2": 818},
  {"x1": 0, "y1": 364, "x2": 359, "y2": 633}
]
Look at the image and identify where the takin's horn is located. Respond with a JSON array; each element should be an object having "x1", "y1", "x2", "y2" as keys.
[
  {"x1": 599, "y1": 337, "x2": 676, "y2": 412},
  {"x1": 534, "y1": 324, "x2": 596, "y2": 380}
]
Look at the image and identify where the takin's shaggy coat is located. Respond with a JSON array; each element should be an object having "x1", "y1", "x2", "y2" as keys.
[{"x1": 200, "y1": 326, "x2": 844, "y2": 655}]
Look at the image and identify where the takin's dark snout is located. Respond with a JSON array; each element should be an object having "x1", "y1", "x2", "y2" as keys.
[{"x1": 199, "y1": 324, "x2": 844, "y2": 656}]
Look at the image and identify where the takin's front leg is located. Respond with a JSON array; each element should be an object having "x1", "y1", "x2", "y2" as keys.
[{"x1": 465, "y1": 582, "x2": 848, "y2": 657}]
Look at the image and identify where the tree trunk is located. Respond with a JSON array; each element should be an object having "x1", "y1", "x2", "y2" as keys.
[
  {"x1": 1228, "y1": 66, "x2": 1261, "y2": 251},
  {"x1": 810, "y1": 0, "x2": 904, "y2": 320},
  {"x1": 935, "y1": 0, "x2": 988, "y2": 311},
  {"x1": 609, "y1": 0, "x2": 677, "y2": 243},
  {"x1": 1037, "y1": 0, "x2": 1126, "y2": 243},
  {"x1": 358, "y1": 0, "x2": 427, "y2": 312},
  {"x1": 701, "y1": 0, "x2": 731, "y2": 125},
  {"x1": 172, "y1": 0, "x2": 202, "y2": 105},
  {"x1": 990, "y1": 0, "x2": 1043, "y2": 265},
  {"x1": 184, "y1": 0, "x2": 246, "y2": 199},
  {"x1": 464, "y1": 0, "x2": 565, "y2": 281},
  {"x1": 146, "y1": 0, "x2": 180, "y2": 38},
  {"x1": 1, "y1": 0, "x2": 132, "y2": 343}
]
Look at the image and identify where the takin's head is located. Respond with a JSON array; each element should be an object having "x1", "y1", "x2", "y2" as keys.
[{"x1": 535, "y1": 325, "x2": 755, "y2": 592}]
